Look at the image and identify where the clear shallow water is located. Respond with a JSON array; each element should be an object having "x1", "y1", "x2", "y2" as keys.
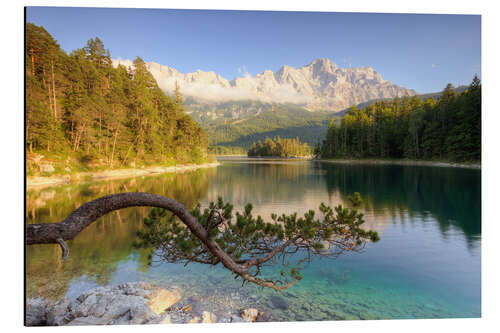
[{"x1": 26, "y1": 160, "x2": 481, "y2": 320}]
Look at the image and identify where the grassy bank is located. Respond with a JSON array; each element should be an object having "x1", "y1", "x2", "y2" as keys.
[
  {"x1": 27, "y1": 161, "x2": 220, "y2": 189},
  {"x1": 26, "y1": 150, "x2": 219, "y2": 188}
]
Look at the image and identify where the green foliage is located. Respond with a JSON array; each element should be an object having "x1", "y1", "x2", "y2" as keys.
[
  {"x1": 348, "y1": 192, "x2": 363, "y2": 206},
  {"x1": 135, "y1": 195, "x2": 379, "y2": 288},
  {"x1": 26, "y1": 23, "x2": 208, "y2": 171},
  {"x1": 208, "y1": 145, "x2": 247, "y2": 155},
  {"x1": 319, "y1": 78, "x2": 481, "y2": 162},
  {"x1": 247, "y1": 136, "x2": 312, "y2": 157}
]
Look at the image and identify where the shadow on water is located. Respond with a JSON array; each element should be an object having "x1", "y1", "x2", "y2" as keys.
[{"x1": 317, "y1": 163, "x2": 481, "y2": 247}]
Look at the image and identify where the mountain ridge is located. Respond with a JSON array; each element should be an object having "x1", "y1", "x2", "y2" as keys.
[
  {"x1": 204, "y1": 85, "x2": 471, "y2": 150},
  {"x1": 113, "y1": 58, "x2": 417, "y2": 112}
]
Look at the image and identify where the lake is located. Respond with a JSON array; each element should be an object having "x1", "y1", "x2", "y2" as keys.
[{"x1": 26, "y1": 159, "x2": 481, "y2": 321}]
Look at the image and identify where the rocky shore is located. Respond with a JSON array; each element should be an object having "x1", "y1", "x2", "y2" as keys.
[
  {"x1": 26, "y1": 282, "x2": 266, "y2": 326},
  {"x1": 27, "y1": 162, "x2": 220, "y2": 189}
]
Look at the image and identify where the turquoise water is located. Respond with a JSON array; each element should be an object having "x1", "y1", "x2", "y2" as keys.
[{"x1": 26, "y1": 160, "x2": 481, "y2": 321}]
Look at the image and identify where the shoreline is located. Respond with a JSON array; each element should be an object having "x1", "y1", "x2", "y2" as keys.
[
  {"x1": 27, "y1": 162, "x2": 220, "y2": 189},
  {"x1": 315, "y1": 158, "x2": 480, "y2": 169},
  {"x1": 26, "y1": 281, "x2": 266, "y2": 325},
  {"x1": 217, "y1": 156, "x2": 313, "y2": 161},
  {"x1": 215, "y1": 155, "x2": 480, "y2": 169}
]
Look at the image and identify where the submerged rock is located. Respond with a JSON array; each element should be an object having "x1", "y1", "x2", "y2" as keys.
[
  {"x1": 270, "y1": 295, "x2": 289, "y2": 310},
  {"x1": 256, "y1": 311, "x2": 272, "y2": 322}
]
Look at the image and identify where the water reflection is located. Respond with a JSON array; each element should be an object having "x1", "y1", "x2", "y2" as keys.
[
  {"x1": 204, "y1": 161, "x2": 480, "y2": 248},
  {"x1": 26, "y1": 169, "x2": 214, "y2": 301},
  {"x1": 317, "y1": 163, "x2": 481, "y2": 246}
]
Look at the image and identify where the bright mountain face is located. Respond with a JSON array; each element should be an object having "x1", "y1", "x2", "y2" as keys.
[{"x1": 114, "y1": 58, "x2": 416, "y2": 112}]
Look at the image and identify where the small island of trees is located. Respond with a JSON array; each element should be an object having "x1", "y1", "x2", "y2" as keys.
[{"x1": 247, "y1": 136, "x2": 312, "y2": 158}]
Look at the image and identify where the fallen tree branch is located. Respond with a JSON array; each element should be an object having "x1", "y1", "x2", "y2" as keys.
[{"x1": 26, "y1": 192, "x2": 378, "y2": 291}]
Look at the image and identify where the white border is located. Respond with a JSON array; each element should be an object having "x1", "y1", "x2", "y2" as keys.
[{"x1": 2, "y1": 1, "x2": 499, "y2": 332}]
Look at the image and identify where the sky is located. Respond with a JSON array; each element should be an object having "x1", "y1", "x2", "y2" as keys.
[{"x1": 26, "y1": 7, "x2": 481, "y2": 93}]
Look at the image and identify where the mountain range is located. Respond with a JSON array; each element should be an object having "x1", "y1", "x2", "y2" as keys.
[
  {"x1": 112, "y1": 58, "x2": 421, "y2": 150},
  {"x1": 113, "y1": 58, "x2": 417, "y2": 112}
]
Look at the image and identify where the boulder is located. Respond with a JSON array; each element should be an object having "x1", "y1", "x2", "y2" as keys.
[
  {"x1": 230, "y1": 315, "x2": 245, "y2": 323},
  {"x1": 46, "y1": 297, "x2": 71, "y2": 326},
  {"x1": 159, "y1": 314, "x2": 172, "y2": 324},
  {"x1": 25, "y1": 298, "x2": 48, "y2": 326},
  {"x1": 146, "y1": 287, "x2": 183, "y2": 314},
  {"x1": 240, "y1": 308, "x2": 259, "y2": 322},
  {"x1": 39, "y1": 164, "x2": 55, "y2": 173},
  {"x1": 46, "y1": 282, "x2": 182, "y2": 326},
  {"x1": 201, "y1": 311, "x2": 217, "y2": 323}
]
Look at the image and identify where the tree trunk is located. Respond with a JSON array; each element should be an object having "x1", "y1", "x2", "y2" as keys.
[
  {"x1": 98, "y1": 111, "x2": 102, "y2": 154},
  {"x1": 43, "y1": 68, "x2": 53, "y2": 115},
  {"x1": 29, "y1": 48, "x2": 35, "y2": 76},
  {"x1": 110, "y1": 128, "x2": 119, "y2": 167},
  {"x1": 51, "y1": 60, "x2": 57, "y2": 119}
]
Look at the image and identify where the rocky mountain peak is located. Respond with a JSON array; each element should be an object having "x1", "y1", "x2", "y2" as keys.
[
  {"x1": 307, "y1": 58, "x2": 338, "y2": 74},
  {"x1": 117, "y1": 58, "x2": 417, "y2": 112}
]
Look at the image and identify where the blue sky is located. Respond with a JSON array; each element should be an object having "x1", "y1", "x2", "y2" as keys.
[{"x1": 26, "y1": 7, "x2": 481, "y2": 93}]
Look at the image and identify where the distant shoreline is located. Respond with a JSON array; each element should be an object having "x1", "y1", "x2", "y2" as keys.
[
  {"x1": 26, "y1": 162, "x2": 220, "y2": 189},
  {"x1": 215, "y1": 154, "x2": 248, "y2": 157},
  {"x1": 315, "y1": 158, "x2": 481, "y2": 169},
  {"x1": 217, "y1": 155, "x2": 313, "y2": 160},
  {"x1": 216, "y1": 155, "x2": 480, "y2": 169}
]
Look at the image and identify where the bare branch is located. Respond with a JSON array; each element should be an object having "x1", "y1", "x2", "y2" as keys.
[{"x1": 56, "y1": 238, "x2": 69, "y2": 260}]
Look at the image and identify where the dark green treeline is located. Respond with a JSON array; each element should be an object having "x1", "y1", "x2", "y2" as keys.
[
  {"x1": 26, "y1": 23, "x2": 208, "y2": 169},
  {"x1": 247, "y1": 136, "x2": 312, "y2": 157},
  {"x1": 319, "y1": 78, "x2": 481, "y2": 162}
]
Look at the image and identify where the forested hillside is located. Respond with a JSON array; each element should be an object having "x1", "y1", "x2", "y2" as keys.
[
  {"x1": 204, "y1": 105, "x2": 339, "y2": 149},
  {"x1": 201, "y1": 87, "x2": 468, "y2": 153},
  {"x1": 319, "y1": 77, "x2": 481, "y2": 162},
  {"x1": 26, "y1": 23, "x2": 209, "y2": 175}
]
